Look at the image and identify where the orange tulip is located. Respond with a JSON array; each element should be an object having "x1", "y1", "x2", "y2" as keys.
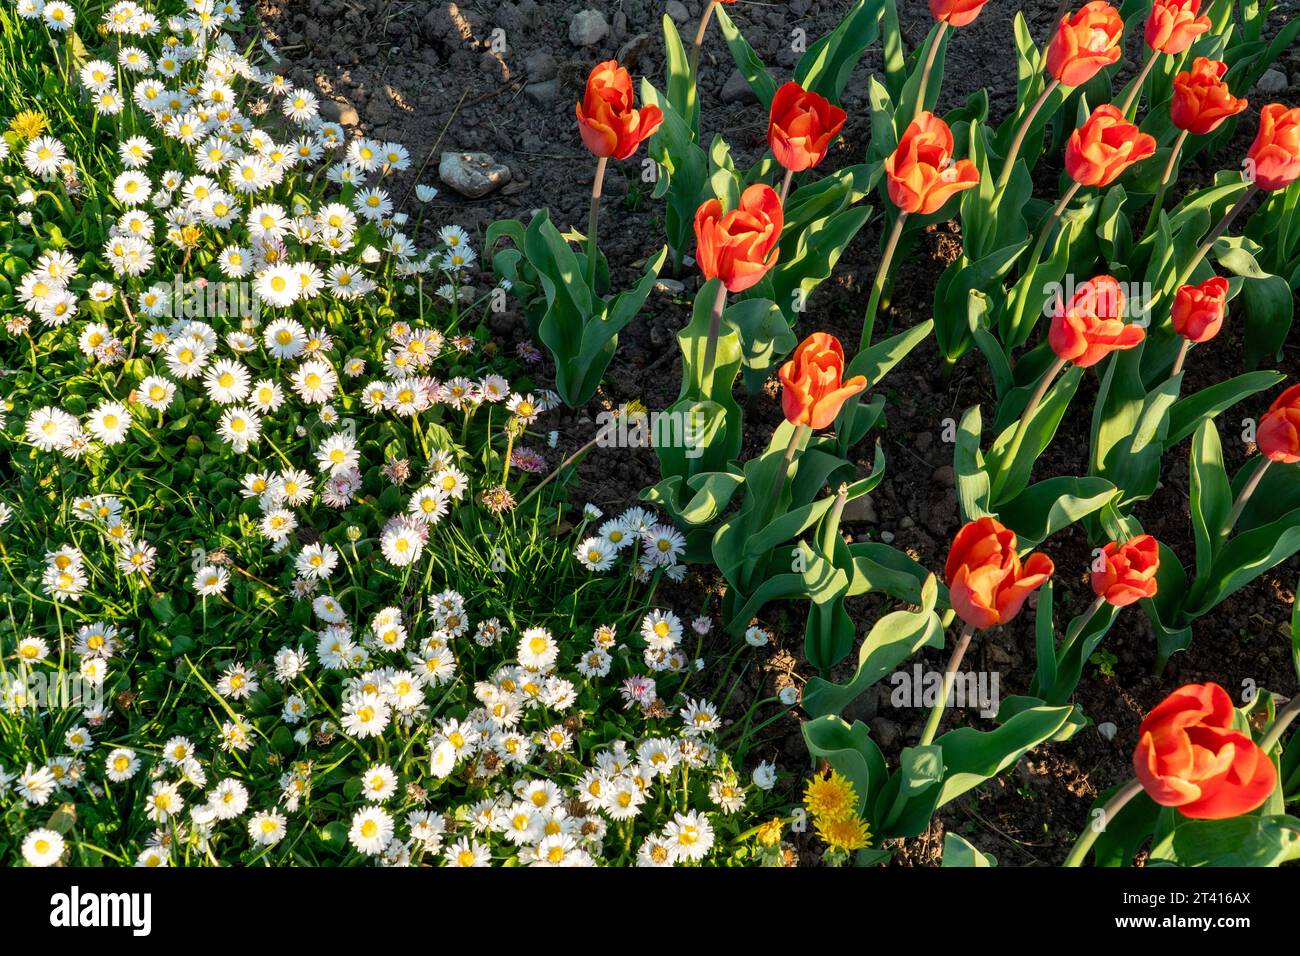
[
  {"x1": 1049, "y1": 275, "x2": 1145, "y2": 368},
  {"x1": 1172, "y1": 276, "x2": 1229, "y2": 343},
  {"x1": 575, "y1": 60, "x2": 663, "y2": 161},
  {"x1": 694, "y1": 184, "x2": 783, "y2": 293},
  {"x1": 944, "y1": 517, "x2": 1054, "y2": 630},
  {"x1": 928, "y1": 0, "x2": 990, "y2": 27},
  {"x1": 1134, "y1": 683, "x2": 1276, "y2": 820},
  {"x1": 767, "y1": 81, "x2": 847, "y2": 173},
  {"x1": 778, "y1": 333, "x2": 868, "y2": 430},
  {"x1": 1245, "y1": 102, "x2": 1300, "y2": 191},
  {"x1": 1045, "y1": 2, "x2": 1123, "y2": 88},
  {"x1": 884, "y1": 111, "x2": 979, "y2": 215},
  {"x1": 1091, "y1": 534, "x2": 1159, "y2": 607},
  {"x1": 1170, "y1": 58, "x2": 1248, "y2": 136},
  {"x1": 1064, "y1": 104, "x2": 1156, "y2": 187},
  {"x1": 1258, "y1": 384, "x2": 1300, "y2": 464},
  {"x1": 1144, "y1": 0, "x2": 1210, "y2": 55}
]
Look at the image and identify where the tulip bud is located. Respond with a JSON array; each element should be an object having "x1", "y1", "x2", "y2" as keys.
[
  {"x1": 944, "y1": 517, "x2": 1054, "y2": 630},
  {"x1": 884, "y1": 111, "x2": 979, "y2": 215},
  {"x1": 1045, "y1": 2, "x2": 1124, "y2": 88},
  {"x1": 1257, "y1": 383, "x2": 1300, "y2": 464},
  {"x1": 778, "y1": 332, "x2": 868, "y2": 430},
  {"x1": 1091, "y1": 534, "x2": 1159, "y2": 607},
  {"x1": 1171, "y1": 276, "x2": 1229, "y2": 343}
]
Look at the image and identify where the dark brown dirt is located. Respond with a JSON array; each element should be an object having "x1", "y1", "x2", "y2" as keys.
[{"x1": 255, "y1": 0, "x2": 1300, "y2": 864}]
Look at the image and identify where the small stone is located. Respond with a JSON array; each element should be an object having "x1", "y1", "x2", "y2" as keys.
[
  {"x1": 654, "y1": 278, "x2": 685, "y2": 295},
  {"x1": 880, "y1": 530, "x2": 895, "y2": 544},
  {"x1": 524, "y1": 79, "x2": 558, "y2": 105},
  {"x1": 1258, "y1": 68, "x2": 1287, "y2": 93},
  {"x1": 900, "y1": 516, "x2": 915, "y2": 529},
  {"x1": 915, "y1": 431, "x2": 933, "y2": 453},
  {"x1": 931, "y1": 464, "x2": 954, "y2": 487},
  {"x1": 336, "y1": 103, "x2": 360, "y2": 127},
  {"x1": 665, "y1": 0, "x2": 689, "y2": 23},
  {"x1": 842, "y1": 493, "x2": 878, "y2": 524},
  {"x1": 721, "y1": 68, "x2": 757, "y2": 104},
  {"x1": 438, "y1": 151, "x2": 512, "y2": 198},
  {"x1": 524, "y1": 48, "x2": 557, "y2": 81},
  {"x1": 869, "y1": 717, "x2": 901, "y2": 750},
  {"x1": 1097, "y1": 721, "x2": 1118, "y2": 742},
  {"x1": 569, "y1": 9, "x2": 609, "y2": 47}
]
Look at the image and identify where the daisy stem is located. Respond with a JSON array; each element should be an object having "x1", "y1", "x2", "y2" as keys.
[
  {"x1": 1117, "y1": 47, "x2": 1158, "y2": 119},
  {"x1": 585, "y1": 155, "x2": 608, "y2": 295},
  {"x1": 820, "y1": 482, "x2": 849, "y2": 556},
  {"x1": 860, "y1": 211, "x2": 907, "y2": 351},
  {"x1": 516, "y1": 432, "x2": 602, "y2": 509},
  {"x1": 994, "y1": 78, "x2": 1061, "y2": 193},
  {"x1": 1062, "y1": 777, "x2": 1144, "y2": 866},
  {"x1": 913, "y1": 21, "x2": 947, "y2": 122},
  {"x1": 1142, "y1": 128, "x2": 1187, "y2": 238},
  {"x1": 1218, "y1": 457, "x2": 1270, "y2": 545},
  {"x1": 989, "y1": 356, "x2": 1066, "y2": 503},
  {"x1": 917, "y1": 622, "x2": 977, "y2": 747}
]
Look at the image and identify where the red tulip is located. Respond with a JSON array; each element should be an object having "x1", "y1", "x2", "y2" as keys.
[
  {"x1": 944, "y1": 517, "x2": 1054, "y2": 630},
  {"x1": 778, "y1": 333, "x2": 868, "y2": 430},
  {"x1": 693, "y1": 184, "x2": 783, "y2": 293},
  {"x1": 767, "y1": 82, "x2": 847, "y2": 173},
  {"x1": 884, "y1": 111, "x2": 979, "y2": 215},
  {"x1": 1064, "y1": 104, "x2": 1156, "y2": 187},
  {"x1": 1091, "y1": 534, "x2": 1159, "y2": 607},
  {"x1": 1172, "y1": 276, "x2": 1229, "y2": 343},
  {"x1": 1144, "y1": 0, "x2": 1211, "y2": 55},
  {"x1": 575, "y1": 60, "x2": 663, "y2": 161},
  {"x1": 1045, "y1": 2, "x2": 1124, "y2": 88},
  {"x1": 1170, "y1": 58, "x2": 1248, "y2": 136},
  {"x1": 928, "y1": 0, "x2": 990, "y2": 27},
  {"x1": 1134, "y1": 682, "x2": 1277, "y2": 820},
  {"x1": 1245, "y1": 102, "x2": 1300, "y2": 191},
  {"x1": 1257, "y1": 383, "x2": 1300, "y2": 464},
  {"x1": 1048, "y1": 275, "x2": 1145, "y2": 368}
]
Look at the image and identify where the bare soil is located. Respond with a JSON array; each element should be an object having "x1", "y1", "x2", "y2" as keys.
[{"x1": 255, "y1": 0, "x2": 1300, "y2": 864}]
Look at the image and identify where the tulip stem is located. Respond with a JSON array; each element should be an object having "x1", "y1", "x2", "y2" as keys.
[
  {"x1": 1169, "y1": 338, "x2": 1191, "y2": 378},
  {"x1": 860, "y1": 212, "x2": 908, "y2": 351},
  {"x1": 779, "y1": 167, "x2": 794, "y2": 206},
  {"x1": 995, "y1": 78, "x2": 1061, "y2": 193},
  {"x1": 765, "y1": 423, "x2": 811, "y2": 528},
  {"x1": 1142, "y1": 128, "x2": 1188, "y2": 238},
  {"x1": 688, "y1": 1, "x2": 718, "y2": 84},
  {"x1": 1062, "y1": 777, "x2": 1144, "y2": 867},
  {"x1": 918, "y1": 622, "x2": 977, "y2": 748},
  {"x1": 913, "y1": 21, "x2": 947, "y2": 122},
  {"x1": 1219, "y1": 457, "x2": 1270, "y2": 544},
  {"x1": 1005, "y1": 180, "x2": 1082, "y2": 346},
  {"x1": 820, "y1": 482, "x2": 850, "y2": 556},
  {"x1": 699, "y1": 280, "x2": 729, "y2": 393},
  {"x1": 1117, "y1": 48, "x2": 1159, "y2": 120},
  {"x1": 586, "y1": 155, "x2": 608, "y2": 295},
  {"x1": 1054, "y1": 593, "x2": 1107, "y2": 666},
  {"x1": 1171, "y1": 185, "x2": 1256, "y2": 292},
  {"x1": 1260, "y1": 693, "x2": 1300, "y2": 754},
  {"x1": 990, "y1": 356, "x2": 1067, "y2": 503}
]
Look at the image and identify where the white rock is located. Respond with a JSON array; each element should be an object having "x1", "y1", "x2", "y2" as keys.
[
  {"x1": 438, "y1": 151, "x2": 512, "y2": 199},
  {"x1": 1097, "y1": 721, "x2": 1118, "y2": 741},
  {"x1": 569, "y1": 9, "x2": 609, "y2": 47}
]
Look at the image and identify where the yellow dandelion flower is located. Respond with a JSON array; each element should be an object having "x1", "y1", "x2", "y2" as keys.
[
  {"x1": 9, "y1": 110, "x2": 48, "y2": 140},
  {"x1": 755, "y1": 818, "x2": 784, "y2": 848},
  {"x1": 816, "y1": 814, "x2": 871, "y2": 853},
  {"x1": 803, "y1": 769, "x2": 859, "y2": 823}
]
